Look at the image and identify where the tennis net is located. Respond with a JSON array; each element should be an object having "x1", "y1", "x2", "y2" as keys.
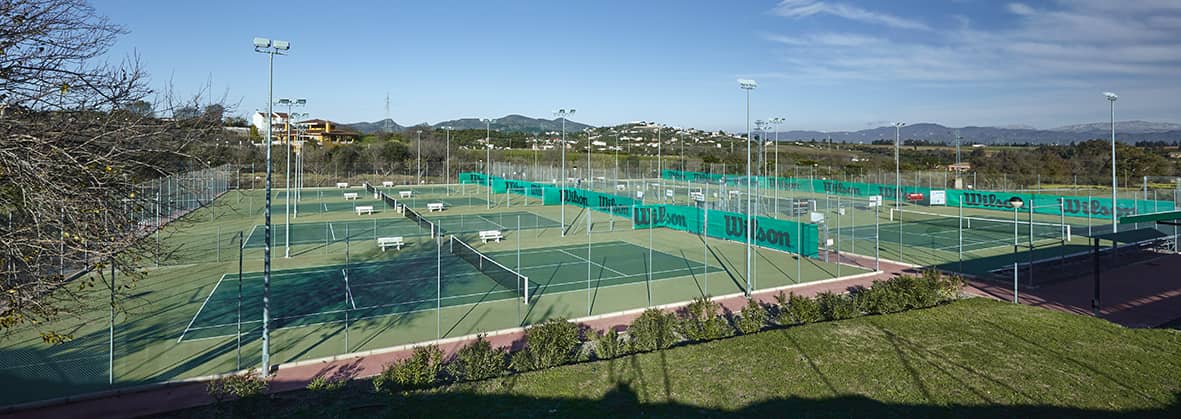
[
  {"x1": 890, "y1": 207, "x2": 1070, "y2": 241},
  {"x1": 449, "y1": 235, "x2": 532, "y2": 303},
  {"x1": 379, "y1": 192, "x2": 436, "y2": 237}
]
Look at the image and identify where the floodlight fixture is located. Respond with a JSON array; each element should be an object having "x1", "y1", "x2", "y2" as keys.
[
  {"x1": 253, "y1": 38, "x2": 271, "y2": 49},
  {"x1": 1103, "y1": 92, "x2": 1118, "y2": 102},
  {"x1": 1008, "y1": 196, "x2": 1024, "y2": 209},
  {"x1": 295, "y1": 98, "x2": 307, "y2": 105},
  {"x1": 738, "y1": 79, "x2": 757, "y2": 90},
  {"x1": 272, "y1": 40, "x2": 290, "y2": 51}
]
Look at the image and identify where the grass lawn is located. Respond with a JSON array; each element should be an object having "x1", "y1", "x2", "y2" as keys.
[{"x1": 164, "y1": 298, "x2": 1181, "y2": 418}]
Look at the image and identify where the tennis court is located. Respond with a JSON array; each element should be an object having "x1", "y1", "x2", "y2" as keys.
[
  {"x1": 834, "y1": 208, "x2": 1071, "y2": 253},
  {"x1": 178, "y1": 240, "x2": 720, "y2": 342},
  {"x1": 243, "y1": 218, "x2": 431, "y2": 248},
  {"x1": 431, "y1": 211, "x2": 562, "y2": 234}
]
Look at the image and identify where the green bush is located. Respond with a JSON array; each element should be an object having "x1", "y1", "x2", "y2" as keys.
[
  {"x1": 629, "y1": 308, "x2": 678, "y2": 352},
  {"x1": 816, "y1": 292, "x2": 859, "y2": 321},
  {"x1": 593, "y1": 328, "x2": 628, "y2": 360},
  {"x1": 676, "y1": 297, "x2": 732, "y2": 342},
  {"x1": 779, "y1": 293, "x2": 822, "y2": 325},
  {"x1": 450, "y1": 335, "x2": 507, "y2": 382},
  {"x1": 207, "y1": 369, "x2": 268, "y2": 402},
  {"x1": 511, "y1": 319, "x2": 581, "y2": 372},
  {"x1": 306, "y1": 375, "x2": 346, "y2": 393},
  {"x1": 735, "y1": 299, "x2": 768, "y2": 335},
  {"x1": 373, "y1": 345, "x2": 444, "y2": 393}
]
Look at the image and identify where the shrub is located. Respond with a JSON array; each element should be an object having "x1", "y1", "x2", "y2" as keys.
[
  {"x1": 816, "y1": 291, "x2": 859, "y2": 321},
  {"x1": 450, "y1": 335, "x2": 507, "y2": 382},
  {"x1": 780, "y1": 293, "x2": 822, "y2": 325},
  {"x1": 593, "y1": 328, "x2": 628, "y2": 360},
  {"x1": 735, "y1": 299, "x2": 768, "y2": 335},
  {"x1": 207, "y1": 369, "x2": 268, "y2": 402},
  {"x1": 373, "y1": 345, "x2": 444, "y2": 393},
  {"x1": 629, "y1": 308, "x2": 678, "y2": 352},
  {"x1": 306, "y1": 375, "x2": 346, "y2": 393},
  {"x1": 511, "y1": 318, "x2": 581, "y2": 372},
  {"x1": 676, "y1": 297, "x2": 732, "y2": 342},
  {"x1": 861, "y1": 281, "x2": 908, "y2": 314}
]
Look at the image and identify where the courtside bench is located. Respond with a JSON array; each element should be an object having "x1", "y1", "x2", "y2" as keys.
[
  {"x1": 377, "y1": 236, "x2": 404, "y2": 251},
  {"x1": 344, "y1": 192, "x2": 359, "y2": 200},
  {"x1": 479, "y1": 230, "x2": 503, "y2": 243},
  {"x1": 336, "y1": 182, "x2": 349, "y2": 188},
  {"x1": 427, "y1": 202, "x2": 445, "y2": 212},
  {"x1": 381, "y1": 181, "x2": 394, "y2": 187},
  {"x1": 355, "y1": 205, "x2": 374, "y2": 215},
  {"x1": 399, "y1": 190, "x2": 412, "y2": 199}
]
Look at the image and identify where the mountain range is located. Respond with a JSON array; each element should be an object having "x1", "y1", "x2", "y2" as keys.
[
  {"x1": 345, "y1": 115, "x2": 1181, "y2": 144},
  {"x1": 769, "y1": 121, "x2": 1181, "y2": 145},
  {"x1": 345, "y1": 114, "x2": 593, "y2": 134}
]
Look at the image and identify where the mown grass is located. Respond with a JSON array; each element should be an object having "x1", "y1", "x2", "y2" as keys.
[{"x1": 165, "y1": 298, "x2": 1181, "y2": 418}]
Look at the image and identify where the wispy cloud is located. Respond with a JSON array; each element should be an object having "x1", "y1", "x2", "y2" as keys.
[
  {"x1": 772, "y1": 0, "x2": 931, "y2": 31},
  {"x1": 765, "y1": 1, "x2": 1181, "y2": 83}
]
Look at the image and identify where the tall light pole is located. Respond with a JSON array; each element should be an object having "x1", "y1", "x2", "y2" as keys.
[
  {"x1": 1009, "y1": 196, "x2": 1024, "y2": 303},
  {"x1": 738, "y1": 79, "x2": 757, "y2": 298},
  {"x1": 444, "y1": 126, "x2": 452, "y2": 191},
  {"x1": 252, "y1": 36, "x2": 289, "y2": 376},
  {"x1": 769, "y1": 117, "x2": 785, "y2": 216},
  {"x1": 554, "y1": 109, "x2": 575, "y2": 237},
  {"x1": 288, "y1": 111, "x2": 308, "y2": 218},
  {"x1": 1104, "y1": 92, "x2": 1119, "y2": 233},
  {"x1": 894, "y1": 121, "x2": 906, "y2": 261},
  {"x1": 481, "y1": 118, "x2": 494, "y2": 209},
  {"x1": 416, "y1": 129, "x2": 423, "y2": 184},
  {"x1": 276, "y1": 98, "x2": 305, "y2": 258}
]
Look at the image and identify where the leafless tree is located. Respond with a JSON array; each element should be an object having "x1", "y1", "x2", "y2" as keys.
[{"x1": 1, "y1": 0, "x2": 225, "y2": 342}]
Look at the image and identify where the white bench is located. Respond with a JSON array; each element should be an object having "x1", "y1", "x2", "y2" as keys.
[
  {"x1": 336, "y1": 182, "x2": 349, "y2": 188},
  {"x1": 689, "y1": 192, "x2": 705, "y2": 202},
  {"x1": 399, "y1": 190, "x2": 412, "y2": 199},
  {"x1": 728, "y1": 190, "x2": 741, "y2": 197},
  {"x1": 377, "y1": 236, "x2": 404, "y2": 251},
  {"x1": 426, "y1": 202, "x2": 445, "y2": 212},
  {"x1": 355, "y1": 205, "x2": 374, "y2": 215},
  {"x1": 381, "y1": 181, "x2": 394, "y2": 187},
  {"x1": 479, "y1": 230, "x2": 503, "y2": 243},
  {"x1": 343, "y1": 192, "x2": 359, "y2": 200}
]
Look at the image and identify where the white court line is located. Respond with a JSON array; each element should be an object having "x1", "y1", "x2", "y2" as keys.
[
  {"x1": 558, "y1": 249, "x2": 628, "y2": 277},
  {"x1": 245, "y1": 224, "x2": 259, "y2": 246},
  {"x1": 477, "y1": 214, "x2": 507, "y2": 230},
  {"x1": 177, "y1": 274, "x2": 228, "y2": 343},
  {"x1": 329, "y1": 222, "x2": 337, "y2": 241}
]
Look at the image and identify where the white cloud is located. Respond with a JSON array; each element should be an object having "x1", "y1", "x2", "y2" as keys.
[
  {"x1": 772, "y1": 0, "x2": 931, "y2": 31},
  {"x1": 765, "y1": 1, "x2": 1181, "y2": 82}
]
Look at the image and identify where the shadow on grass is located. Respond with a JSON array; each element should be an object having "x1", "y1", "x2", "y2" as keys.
[{"x1": 184, "y1": 383, "x2": 1181, "y2": 419}]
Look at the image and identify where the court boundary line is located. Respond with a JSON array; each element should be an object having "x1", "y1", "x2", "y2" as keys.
[
  {"x1": 177, "y1": 274, "x2": 228, "y2": 343},
  {"x1": 557, "y1": 249, "x2": 628, "y2": 277}
]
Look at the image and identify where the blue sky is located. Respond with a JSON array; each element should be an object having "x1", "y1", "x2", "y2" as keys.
[{"x1": 97, "y1": 0, "x2": 1181, "y2": 132}]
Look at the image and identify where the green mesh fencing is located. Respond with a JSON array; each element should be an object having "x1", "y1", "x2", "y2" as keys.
[{"x1": 632, "y1": 204, "x2": 819, "y2": 257}]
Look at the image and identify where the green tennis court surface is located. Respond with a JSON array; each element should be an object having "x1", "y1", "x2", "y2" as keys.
[
  {"x1": 243, "y1": 218, "x2": 430, "y2": 248},
  {"x1": 178, "y1": 241, "x2": 720, "y2": 342},
  {"x1": 432, "y1": 211, "x2": 562, "y2": 234}
]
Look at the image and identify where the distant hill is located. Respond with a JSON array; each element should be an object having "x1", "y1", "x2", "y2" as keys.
[
  {"x1": 344, "y1": 118, "x2": 406, "y2": 134},
  {"x1": 344, "y1": 114, "x2": 592, "y2": 134},
  {"x1": 769, "y1": 122, "x2": 1181, "y2": 145}
]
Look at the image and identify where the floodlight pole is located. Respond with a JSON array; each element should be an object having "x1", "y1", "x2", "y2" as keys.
[
  {"x1": 484, "y1": 120, "x2": 492, "y2": 209},
  {"x1": 445, "y1": 127, "x2": 451, "y2": 191},
  {"x1": 1105, "y1": 92, "x2": 1119, "y2": 233},
  {"x1": 555, "y1": 109, "x2": 575, "y2": 237},
  {"x1": 416, "y1": 130, "x2": 423, "y2": 184},
  {"x1": 253, "y1": 37, "x2": 289, "y2": 376},
  {"x1": 1010, "y1": 198, "x2": 1023, "y2": 304},
  {"x1": 739, "y1": 79, "x2": 757, "y2": 297},
  {"x1": 276, "y1": 99, "x2": 305, "y2": 258},
  {"x1": 895, "y1": 122, "x2": 905, "y2": 260},
  {"x1": 769, "y1": 117, "x2": 784, "y2": 217}
]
